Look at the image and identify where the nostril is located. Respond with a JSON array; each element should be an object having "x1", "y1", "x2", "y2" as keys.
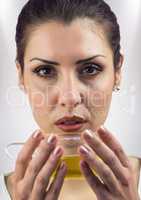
[
  {"x1": 80, "y1": 93, "x2": 85, "y2": 103},
  {"x1": 60, "y1": 101, "x2": 80, "y2": 107},
  {"x1": 61, "y1": 102, "x2": 66, "y2": 107},
  {"x1": 59, "y1": 90, "x2": 84, "y2": 108}
]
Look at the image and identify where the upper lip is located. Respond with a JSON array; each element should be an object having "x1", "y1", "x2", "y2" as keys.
[{"x1": 55, "y1": 115, "x2": 87, "y2": 125}]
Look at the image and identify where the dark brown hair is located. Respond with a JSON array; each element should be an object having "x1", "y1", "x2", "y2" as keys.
[{"x1": 16, "y1": 0, "x2": 121, "y2": 73}]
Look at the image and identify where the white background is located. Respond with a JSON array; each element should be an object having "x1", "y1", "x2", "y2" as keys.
[{"x1": 0, "y1": 0, "x2": 141, "y2": 194}]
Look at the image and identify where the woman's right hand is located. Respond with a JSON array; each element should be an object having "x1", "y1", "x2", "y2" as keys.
[{"x1": 9, "y1": 130, "x2": 67, "y2": 200}]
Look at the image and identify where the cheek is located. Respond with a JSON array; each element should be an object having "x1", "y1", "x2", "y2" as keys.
[
  {"x1": 87, "y1": 72, "x2": 114, "y2": 128},
  {"x1": 28, "y1": 92, "x2": 46, "y2": 119},
  {"x1": 31, "y1": 92, "x2": 45, "y2": 108},
  {"x1": 27, "y1": 85, "x2": 50, "y2": 114},
  {"x1": 88, "y1": 77, "x2": 113, "y2": 108},
  {"x1": 24, "y1": 72, "x2": 58, "y2": 117},
  {"x1": 28, "y1": 87, "x2": 58, "y2": 118}
]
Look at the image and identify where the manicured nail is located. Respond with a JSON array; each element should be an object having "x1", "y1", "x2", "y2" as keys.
[
  {"x1": 32, "y1": 130, "x2": 42, "y2": 139},
  {"x1": 53, "y1": 146, "x2": 63, "y2": 156},
  {"x1": 47, "y1": 134, "x2": 57, "y2": 144},
  {"x1": 98, "y1": 126, "x2": 107, "y2": 136},
  {"x1": 84, "y1": 129, "x2": 93, "y2": 139},
  {"x1": 79, "y1": 145, "x2": 89, "y2": 155},
  {"x1": 100, "y1": 125, "x2": 106, "y2": 131},
  {"x1": 59, "y1": 162, "x2": 66, "y2": 170}
]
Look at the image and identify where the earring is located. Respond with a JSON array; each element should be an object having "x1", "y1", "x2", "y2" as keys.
[
  {"x1": 19, "y1": 84, "x2": 24, "y2": 91},
  {"x1": 113, "y1": 85, "x2": 120, "y2": 92}
]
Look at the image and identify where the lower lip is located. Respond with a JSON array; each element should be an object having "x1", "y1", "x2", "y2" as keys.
[{"x1": 56, "y1": 122, "x2": 87, "y2": 132}]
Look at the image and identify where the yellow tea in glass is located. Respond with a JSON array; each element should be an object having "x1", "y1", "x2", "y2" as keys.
[{"x1": 52, "y1": 134, "x2": 85, "y2": 179}]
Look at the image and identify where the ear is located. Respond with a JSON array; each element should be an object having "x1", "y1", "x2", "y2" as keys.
[
  {"x1": 114, "y1": 54, "x2": 124, "y2": 89},
  {"x1": 16, "y1": 61, "x2": 26, "y2": 92}
]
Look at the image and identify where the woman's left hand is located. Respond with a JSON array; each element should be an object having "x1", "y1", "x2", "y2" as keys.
[{"x1": 78, "y1": 127, "x2": 140, "y2": 200}]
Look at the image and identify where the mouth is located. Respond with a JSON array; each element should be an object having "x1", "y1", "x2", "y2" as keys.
[{"x1": 55, "y1": 116, "x2": 88, "y2": 132}]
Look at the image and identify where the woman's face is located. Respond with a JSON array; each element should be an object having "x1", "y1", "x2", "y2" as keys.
[{"x1": 17, "y1": 19, "x2": 122, "y2": 136}]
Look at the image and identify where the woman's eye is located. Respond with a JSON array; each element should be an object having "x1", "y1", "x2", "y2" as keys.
[
  {"x1": 79, "y1": 63, "x2": 102, "y2": 76},
  {"x1": 32, "y1": 65, "x2": 56, "y2": 78}
]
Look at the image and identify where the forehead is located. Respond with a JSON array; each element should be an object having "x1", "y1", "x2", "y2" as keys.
[{"x1": 24, "y1": 19, "x2": 113, "y2": 61}]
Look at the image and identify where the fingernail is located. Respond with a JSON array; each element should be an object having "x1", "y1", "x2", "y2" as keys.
[
  {"x1": 53, "y1": 146, "x2": 63, "y2": 156},
  {"x1": 99, "y1": 126, "x2": 107, "y2": 135},
  {"x1": 59, "y1": 162, "x2": 66, "y2": 170},
  {"x1": 32, "y1": 130, "x2": 42, "y2": 139},
  {"x1": 84, "y1": 129, "x2": 93, "y2": 139},
  {"x1": 100, "y1": 125, "x2": 106, "y2": 131},
  {"x1": 57, "y1": 162, "x2": 67, "y2": 174},
  {"x1": 79, "y1": 145, "x2": 89, "y2": 155},
  {"x1": 47, "y1": 134, "x2": 57, "y2": 144}
]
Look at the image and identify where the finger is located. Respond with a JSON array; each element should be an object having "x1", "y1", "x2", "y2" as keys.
[
  {"x1": 97, "y1": 127, "x2": 130, "y2": 168},
  {"x1": 83, "y1": 129, "x2": 129, "y2": 186},
  {"x1": 31, "y1": 146, "x2": 64, "y2": 200},
  {"x1": 22, "y1": 134, "x2": 57, "y2": 194},
  {"x1": 79, "y1": 145, "x2": 120, "y2": 194},
  {"x1": 15, "y1": 130, "x2": 44, "y2": 180},
  {"x1": 46, "y1": 162, "x2": 67, "y2": 199},
  {"x1": 80, "y1": 160, "x2": 106, "y2": 198}
]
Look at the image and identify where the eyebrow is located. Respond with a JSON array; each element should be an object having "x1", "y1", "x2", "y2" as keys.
[{"x1": 30, "y1": 55, "x2": 105, "y2": 65}]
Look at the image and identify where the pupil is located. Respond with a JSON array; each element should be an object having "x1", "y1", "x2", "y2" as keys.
[{"x1": 87, "y1": 67, "x2": 94, "y2": 73}]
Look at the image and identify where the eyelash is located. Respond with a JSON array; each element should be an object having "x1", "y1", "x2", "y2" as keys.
[
  {"x1": 32, "y1": 65, "x2": 57, "y2": 78},
  {"x1": 32, "y1": 63, "x2": 102, "y2": 79},
  {"x1": 78, "y1": 63, "x2": 102, "y2": 77}
]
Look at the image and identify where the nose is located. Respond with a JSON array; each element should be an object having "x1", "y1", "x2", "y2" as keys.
[{"x1": 58, "y1": 77, "x2": 84, "y2": 110}]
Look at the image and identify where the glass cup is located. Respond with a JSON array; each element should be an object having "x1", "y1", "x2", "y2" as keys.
[
  {"x1": 5, "y1": 134, "x2": 85, "y2": 179},
  {"x1": 56, "y1": 134, "x2": 84, "y2": 179}
]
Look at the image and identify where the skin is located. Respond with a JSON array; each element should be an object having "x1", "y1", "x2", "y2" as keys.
[
  {"x1": 19, "y1": 19, "x2": 120, "y2": 134},
  {"x1": 6, "y1": 19, "x2": 140, "y2": 200}
]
